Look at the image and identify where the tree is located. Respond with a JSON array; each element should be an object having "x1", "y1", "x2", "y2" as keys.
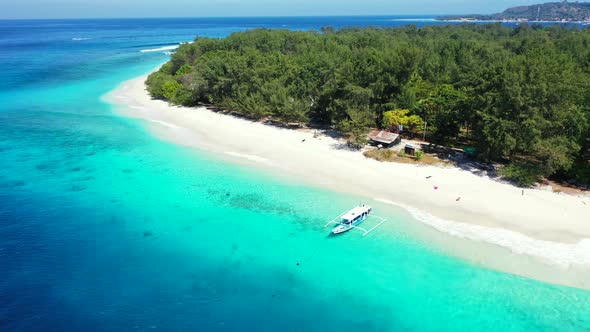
[
  {"x1": 145, "y1": 71, "x2": 172, "y2": 99},
  {"x1": 338, "y1": 108, "x2": 372, "y2": 147},
  {"x1": 414, "y1": 84, "x2": 468, "y2": 144},
  {"x1": 532, "y1": 136, "x2": 580, "y2": 176},
  {"x1": 382, "y1": 109, "x2": 424, "y2": 133},
  {"x1": 162, "y1": 80, "x2": 183, "y2": 101}
]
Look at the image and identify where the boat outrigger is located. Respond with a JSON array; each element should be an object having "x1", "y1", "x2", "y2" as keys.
[{"x1": 324, "y1": 204, "x2": 386, "y2": 236}]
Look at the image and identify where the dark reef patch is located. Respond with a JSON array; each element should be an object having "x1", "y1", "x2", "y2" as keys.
[
  {"x1": 35, "y1": 164, "x2": 52, "y2": 171},
  {"x1": 0, "y1": 180, "x2": 26, "y2": 188},
  {"x1": 70, "y1": 184, "x2": 87, "y2": 192},
  {"x1": 72, "y1": 175, "x2": 95, "y2": 182},
  {"x1": 0, "y1": 145, "x2": 13, "y2": 152}
]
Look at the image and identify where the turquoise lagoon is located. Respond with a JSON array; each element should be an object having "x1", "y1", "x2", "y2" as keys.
[{"x1": 1, "y1": 18, "x2": 590, "y2": 331}]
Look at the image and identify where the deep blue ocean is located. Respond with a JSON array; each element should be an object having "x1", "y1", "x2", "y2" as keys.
[{"x1": 1, "y1": 17, "x2": 590, "y2": 331}]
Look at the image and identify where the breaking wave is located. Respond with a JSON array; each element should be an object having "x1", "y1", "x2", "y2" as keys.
[
  {"x1": 139, "y1": 45, "x2": 180, "y2": 53},
  {"x1": 374, "y1": 198, "x2": 590, "y2": 268}
]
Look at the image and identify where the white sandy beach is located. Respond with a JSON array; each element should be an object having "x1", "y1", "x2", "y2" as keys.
[{"x1": 105, "y1": 74, "x2": 590, "y2": 272}]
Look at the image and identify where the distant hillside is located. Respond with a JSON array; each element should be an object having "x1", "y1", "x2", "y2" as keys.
[{"x1": 439, "y1": 1, "x2": 590, "y2": 22}]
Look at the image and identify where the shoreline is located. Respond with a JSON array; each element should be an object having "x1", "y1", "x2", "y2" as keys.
[
  {"x1": 437, "y1": 19, "x2": 590, "y2": 24},
  {"x1": 104, "y1": 74, "x2": 590, "y2": 271}
]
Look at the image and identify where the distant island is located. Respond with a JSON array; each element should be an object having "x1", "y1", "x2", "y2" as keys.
[{"x1": 438, "y1": 1, "x2": 590, "y2": 22}]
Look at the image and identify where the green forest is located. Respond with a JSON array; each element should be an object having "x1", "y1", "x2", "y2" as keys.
[{"x1": 146, "y1": 24, "x2": 590, "y2": 186}]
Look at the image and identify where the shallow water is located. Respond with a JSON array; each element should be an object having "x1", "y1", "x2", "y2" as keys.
[{"x1": 1, "y1": 17, "x2": 590, "y2": 331}]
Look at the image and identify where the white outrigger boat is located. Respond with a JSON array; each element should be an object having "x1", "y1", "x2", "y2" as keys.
[{"x1": 324, "y1": 204, "x2": 386, "y2": 236}]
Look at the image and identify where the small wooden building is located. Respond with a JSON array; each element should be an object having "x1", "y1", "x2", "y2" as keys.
[
  {"x1": 404, "y1": 144, "x2": 416, "y2": 156},
  {"x1": 368, "y1": 130, "x2": 401, "y2": 147}
]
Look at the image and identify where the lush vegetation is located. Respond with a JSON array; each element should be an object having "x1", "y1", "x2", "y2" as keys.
[{"x1": 147, "y1": 24, "x2": 590, "y2": 186}]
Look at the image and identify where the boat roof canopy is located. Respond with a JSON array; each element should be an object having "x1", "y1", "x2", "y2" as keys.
[{"x1": 341, "y1": 205, "x2": 370, "y2": 221}]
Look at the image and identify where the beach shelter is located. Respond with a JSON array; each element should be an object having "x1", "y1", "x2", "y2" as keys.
[{"x1": 368, "y1": 130, "x2": 401, "y2": 147}]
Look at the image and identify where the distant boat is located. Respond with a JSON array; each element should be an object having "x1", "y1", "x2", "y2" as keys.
[{"x1": 330, "y1": 205, "x2": 372, "y2": 235}]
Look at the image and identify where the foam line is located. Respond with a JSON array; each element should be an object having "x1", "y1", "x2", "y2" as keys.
[
  {"x1": 139, "y1": 45, "x2": 180, "y2": 53},
  {"x1": 374, "y1": 198, "x2": 590, "y2": 268},
  {"x1": 147, "y1": 119, "x2": 179, "y2": 129},
  {"x1": 225, "y1": 151, "x2": 275, "y2": 166}
]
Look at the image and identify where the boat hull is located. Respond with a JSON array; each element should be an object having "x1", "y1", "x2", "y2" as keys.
[
  {"x1": 331, "y1": 215, "x2": 367, "y2": 235},
  {"x1": 332, "y1": 225, "x2": 354, "y2": 234}
]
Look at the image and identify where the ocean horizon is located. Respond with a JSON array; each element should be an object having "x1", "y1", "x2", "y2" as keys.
[{"x1": 1, "y1": 17, "x2": 590, "y2": 331}]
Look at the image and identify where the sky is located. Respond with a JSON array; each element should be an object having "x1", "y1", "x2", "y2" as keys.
[{"x1": 0, "y1": 0, "x2": 565, "y2": 19}]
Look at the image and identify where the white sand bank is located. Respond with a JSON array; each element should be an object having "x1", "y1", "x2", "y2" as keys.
[{"x1": 105, "y1": 74, "x2": 590, "y2": 271}]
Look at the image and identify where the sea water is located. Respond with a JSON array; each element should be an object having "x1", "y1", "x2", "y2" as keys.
[{"x1": 1, "y1": 17, "x2": 589, "y2": 332}]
